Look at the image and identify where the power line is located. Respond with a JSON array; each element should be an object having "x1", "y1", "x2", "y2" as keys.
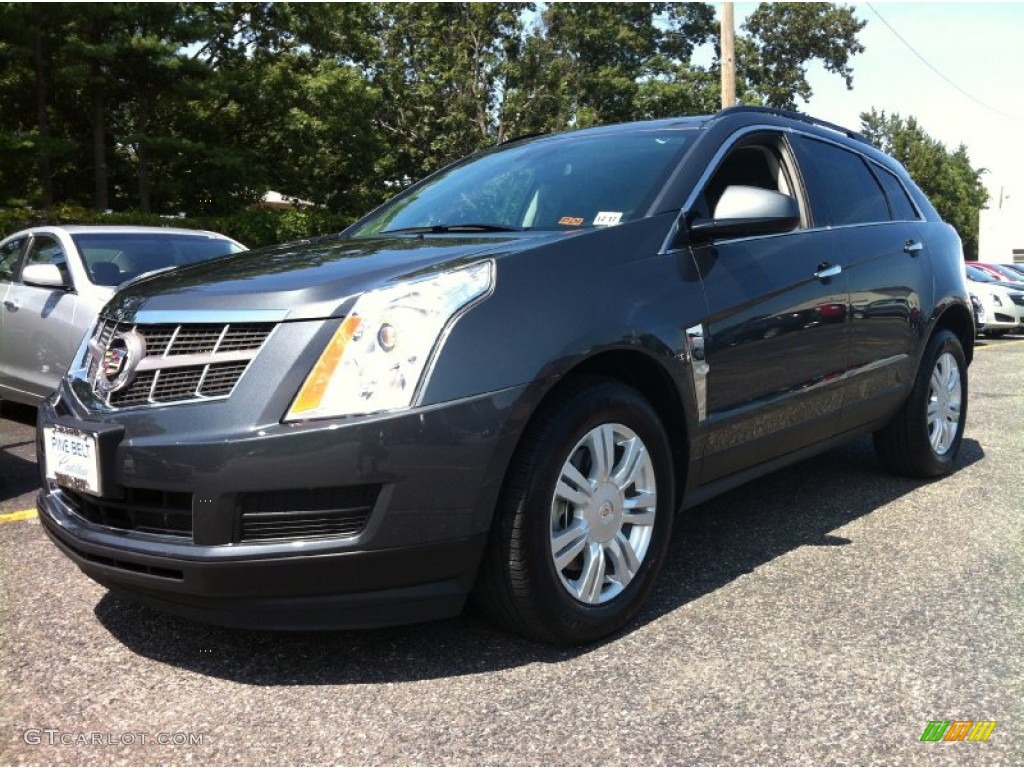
[{"x1": 866, "y1": 2, "x2": 1020, "y2": 121}]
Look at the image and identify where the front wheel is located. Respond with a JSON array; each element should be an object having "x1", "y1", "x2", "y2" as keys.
[
  {"x1": 874, "y1": 329, "x2": 968, "y2": 477},
  {"x1": 473, "y1": 378, "x2": 675, "y2": 645}
]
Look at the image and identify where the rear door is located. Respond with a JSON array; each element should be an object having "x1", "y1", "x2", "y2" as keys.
[{"x1": 791, "y1": 136, "x2": 929, "y2": 431}]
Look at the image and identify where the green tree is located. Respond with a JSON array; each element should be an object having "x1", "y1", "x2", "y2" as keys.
[
  {"x1": 738, "y1": 2, "x2": 865, "y2": 109},
  {"x1": 368, "y1": 3, "x2": 528, "y2": 186},
  {"x1": 861, "y1": 109, "x2": 989, "y2": 258},
  {"x1": 0, "y1": 1, "x2": 873, "y2": 229},
  {"x1": 0, "y1": 3, "x2": 80, "y2": 209}
]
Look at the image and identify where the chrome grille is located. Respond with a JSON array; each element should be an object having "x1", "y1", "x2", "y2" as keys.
[
  {"x1": 1009, "y1": 294, "x2": 1024, "y2": 307},
  {"x1": 85, "y1": 318, "x2": 274, "y2": 408}
]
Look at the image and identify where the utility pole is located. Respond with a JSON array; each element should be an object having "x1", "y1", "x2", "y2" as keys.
[{"x1": 721, "y1": 2, "x2": 736, "y2": 110}]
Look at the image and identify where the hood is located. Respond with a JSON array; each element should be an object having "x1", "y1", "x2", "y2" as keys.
[{"x1": 102, "y1": 233, "x2": 551, "y2": 323}]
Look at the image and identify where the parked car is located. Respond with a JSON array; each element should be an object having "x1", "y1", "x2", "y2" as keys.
[
  {"x1": 967, "y1": 262, "x2": 1012, "y2": 283},
  {"x1": 999, "y1": 263, "x2": 1024, "y2": 280},
  {"x1": 36, "y1": 107, "x2": 974, "y2": 645},
  {"x1": 977, "y1": 262, "x2": 1024, "y2": 285},
  {"x1": 970, "y1": 293, "x2": 987, "y2": 334},
  {"x1": 0, "y1": 225, "x2": 245, "y2": 405},
  {"x1": 965, "y1": 264, "x2": 1024, "y2": 335},
  {"x1": 965, "y1": 263, "x2": 1023, "y2": 290}
]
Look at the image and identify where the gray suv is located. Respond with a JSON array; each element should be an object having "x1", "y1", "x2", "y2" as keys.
[{"x1": 36, "y1": 107, "x2": 974, "y2": 644}]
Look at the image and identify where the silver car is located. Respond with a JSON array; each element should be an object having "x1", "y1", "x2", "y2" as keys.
[{"x1": 0, "y1": 225, "x2": 245, "y2": 405}]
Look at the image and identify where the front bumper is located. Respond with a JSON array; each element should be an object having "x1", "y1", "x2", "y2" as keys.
[{"x1": 36, "y1": 382, "x2": 530, "y2": 629}]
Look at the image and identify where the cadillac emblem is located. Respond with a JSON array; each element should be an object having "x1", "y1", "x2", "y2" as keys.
[{"x1": 93, "y1": 330, "x2": 146, "y2": 393}]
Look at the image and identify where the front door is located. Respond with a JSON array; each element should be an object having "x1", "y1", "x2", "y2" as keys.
[
  {"x1": 1, "y1": 234, "x2": 83, "y2": 401},
  {"x1": 686, "y1": 132, "x2": 850, "y2": 484}
]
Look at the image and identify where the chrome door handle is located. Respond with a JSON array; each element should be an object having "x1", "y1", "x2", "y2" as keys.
[
  {"x1": 904, "y1": 240, "x2": 923, "y2": 255},
  {"x1": 3, "y1": 299, "x2": 18, "y2": 311},
  {"x1": 814, "y1": 263, "x2": 842, "y2": 280}
]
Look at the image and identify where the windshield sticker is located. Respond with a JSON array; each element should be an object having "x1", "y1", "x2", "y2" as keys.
[
  {"x1": 593, "y1": 211, "x2": 623, "y2": 226},
  {"x1": 558, "y1": 216, "x2": 584, "y2": 227}
]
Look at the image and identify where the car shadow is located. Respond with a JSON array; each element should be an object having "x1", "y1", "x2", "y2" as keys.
[
  {"x1": 0, "y1": 402, "x2": 42, "y2": 500},
  {"x1": 94, "y1": 434, "x2": 984, "y2": 685},
  {"x1": 0, "y1": 400, "x2": 37, "y2": 426}
]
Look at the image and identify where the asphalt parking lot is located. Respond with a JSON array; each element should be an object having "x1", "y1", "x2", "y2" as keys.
[{"x1": 1, "y1": 336, "x2": 1021, "y2": 766}]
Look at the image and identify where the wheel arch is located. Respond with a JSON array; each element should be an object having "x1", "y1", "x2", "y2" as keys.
[
  {"x1": 521, "y1": 349, "x2": 692, "y2": 510},
  {"x1": 472, "y1": 348, "x2": 690, "y2": 642},
  {"x1": 931, "y1": 301, "x2": 975, "y2": 366}
]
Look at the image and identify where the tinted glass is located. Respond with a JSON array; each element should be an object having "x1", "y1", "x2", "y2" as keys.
[
  {"x1": 966, "y1": 264, "x2": 995, "y2": 282},
  {"x1": 350, "y1": 129, "x2": 697, "y2": 236},
  {"x1": 873, "y1": 165, "x2": 919, "y2": 221},
  {"x1": 71, "y1": 233, "x2": 244, "y2": 286},
  {"x1": 796, "y1": 138, "x2": 890, "y2": 226},
  {"x1": 985, "y1": 263, "x2": 1024, "y2": 282},
  {"x1": 25, "y1": 236, "x2": 70, "y2": 283},
  {"x1": 0, "y1": 237, "x2": 25, "y2": 281}
]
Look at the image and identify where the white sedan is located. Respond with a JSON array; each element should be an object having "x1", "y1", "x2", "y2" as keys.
[
  {"x1": 0, "y1": 225, "x2": 245, "y2": 405},
  {"x1": 967, "y1": 264, "x2": 1024, "y2": 337}
]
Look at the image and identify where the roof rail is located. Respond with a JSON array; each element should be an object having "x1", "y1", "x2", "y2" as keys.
[
  {"x1": 716, "y1": 105, "x2": 872, "y2": 146},
  {"x1": 499, "y1": 131, "x2": 548, "y2": 146}
]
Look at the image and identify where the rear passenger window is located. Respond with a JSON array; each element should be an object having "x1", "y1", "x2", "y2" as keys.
[
  {"x1": 795, "y1": 137, "x2": 891, "y2": 227},
  {"x1": 873, "y1": 165, "x2": 920, "y2": 221}
]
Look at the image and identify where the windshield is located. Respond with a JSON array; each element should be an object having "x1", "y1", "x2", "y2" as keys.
[
  {"x1": 987, "y1": 264, "x2": 1024, "y2": 282},
  {"x1": 72, "y1": 233, "x2": 245, "y2": 286},
  {"x1": 350, "y1": 128, "x2": 698, "y2": 237},
  {"x1": 966, "y1": 264, "x2": 995, "y2": 283}
]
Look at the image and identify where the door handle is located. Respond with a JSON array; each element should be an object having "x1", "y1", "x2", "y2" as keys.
[
  {"x1": 3, "y1": 299, "x2": 18, "y2": 311},
  {"x1": 814, "y1": 263, "x2": 842, "y2": 280},
  {"x1": 904, "y1": 239, "x2": 923, "y2": 255}
]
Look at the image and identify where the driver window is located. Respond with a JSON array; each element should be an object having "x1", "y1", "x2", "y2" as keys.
[
  {"x1": 697, "y1": 136, "x2": 802, "y2": 224},
  {"x1": 24, "y1": 236, "x2": 71, "y2": 285}
]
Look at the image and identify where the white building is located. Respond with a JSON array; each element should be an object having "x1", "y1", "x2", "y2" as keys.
[{"x1": 978, "y1": 187, "x2": 1023, "y2": 264}]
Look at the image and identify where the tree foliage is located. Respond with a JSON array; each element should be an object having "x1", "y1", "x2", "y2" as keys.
[
  {"x1": 738, "y1": 2, "x2": 865, "y2": 109},
  {"x1": 860, "y1": 109, "x2": 989, "y2": 258},
  {"x1": 1, "y1": 1, "x2": 872, "y2": 234}
]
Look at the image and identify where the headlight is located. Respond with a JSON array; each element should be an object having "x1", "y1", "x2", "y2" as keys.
[
  {"x1": 285, "y1": 261, "x2": 493, "y2": 421},
  {"x1": 991, "y1": 293, "x2": 1003, "y2": 307}
]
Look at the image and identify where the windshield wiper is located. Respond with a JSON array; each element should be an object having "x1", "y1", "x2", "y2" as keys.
[{"x1": 381, "y1": 223, "x2": 526, "y2": 234}]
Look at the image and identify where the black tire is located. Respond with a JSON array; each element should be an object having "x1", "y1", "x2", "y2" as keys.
[
  {"x1": 473, "y1": 378, "x2": 675, "y2": 645},
  {"x1": 874, "y1": 329, "x2": 968, "y2": 477}
]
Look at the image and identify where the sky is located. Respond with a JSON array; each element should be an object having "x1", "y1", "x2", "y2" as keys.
[{"x1": 726, "y1": 1, "x2": 1024, "y2": 211}]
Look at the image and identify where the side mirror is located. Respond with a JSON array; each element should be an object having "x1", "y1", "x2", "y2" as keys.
[
  {"x1": 21, "y1": 263, "x2": 70, "y2": 289},
  {"x1": 689, "y1": 185, "x2": 800, "y2": 240}
]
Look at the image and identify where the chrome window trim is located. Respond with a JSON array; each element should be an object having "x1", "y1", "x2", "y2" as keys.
[{"x1": 662, "y1": 122, "x2": 922, "y2": 255}]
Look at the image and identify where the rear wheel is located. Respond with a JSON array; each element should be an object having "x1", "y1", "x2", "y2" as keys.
[
  {"x1": 474, "y1": 378, "x2": 675, "y2": 645},
  {"x1": 874, "y1": 329, "x2": 967, "y2": 477}
]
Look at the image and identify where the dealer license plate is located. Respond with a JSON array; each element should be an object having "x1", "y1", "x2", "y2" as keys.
[{"x1": 44, "y1": 424, "x2": 102, "y2": 496}]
